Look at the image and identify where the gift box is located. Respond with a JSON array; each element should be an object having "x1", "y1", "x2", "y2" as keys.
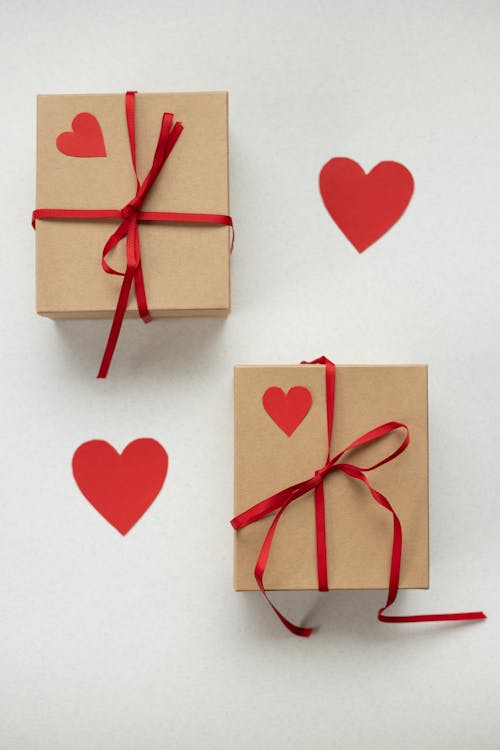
[
  {"x1": 35, "y1": 91, "x2": 230, "y2": 319},
  {"x1": 233, "y1": 361, "x2": 429, "y2": 592}
]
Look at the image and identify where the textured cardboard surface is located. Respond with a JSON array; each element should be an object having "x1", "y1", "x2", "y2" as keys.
[
  {"x1": 36, "y1": 92, "x2": 230, "y2": 317},
  {"x1": 234, "y1": 364, "x2": 429, "y2": 590}
]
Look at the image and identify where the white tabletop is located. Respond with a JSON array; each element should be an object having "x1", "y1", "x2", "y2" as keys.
[{"x1": 1, "y1": 1, "x2": 499, "y2": 748}]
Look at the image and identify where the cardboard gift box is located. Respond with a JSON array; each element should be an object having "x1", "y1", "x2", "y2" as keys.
[
  {"x1": 35, "y1": 91, "x2": 230, "y2": 319},
  {"x1": 233, "y1": 363, "x2": 429, "y2": 591}
]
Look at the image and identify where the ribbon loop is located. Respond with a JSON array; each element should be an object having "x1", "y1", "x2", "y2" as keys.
[{"x1": 231, "y1": 357, "x2": 486, "y2": 636}]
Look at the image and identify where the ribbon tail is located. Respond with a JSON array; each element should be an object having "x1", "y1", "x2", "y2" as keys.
[
  {"x1": 134, "y1": 261, "x2": 152, "y2": 323},
  {"x1": 131, "y1": 219, "x2": 151, "y2": 323},
  {"x1": 97, "y1": 267, "x2": 135, "y2": 378},
  {"x1": 254, "y1": 500, "x2": 314, "y2": 637},
  {"x1": 378, "y1": 609, "x2": 487, "y2": 623},
  {"x1": 338, "y1": 463, "x2": 487, "y2": 625},
  {"x1": 258, "y1": 588, "x2": 313, "y2": 638}
]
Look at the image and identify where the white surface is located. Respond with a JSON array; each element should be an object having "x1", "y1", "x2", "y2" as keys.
[{"x1": 1, "y1": 1, "x2": 499, "y2": 748}]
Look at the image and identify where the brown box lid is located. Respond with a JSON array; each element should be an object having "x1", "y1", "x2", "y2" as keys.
[
  {"x1": 36, "y1": 92, "x2": 230, "y2": 317},
  {"x1": 234, "y1": 364, "x2": 429, "y2": 591}
]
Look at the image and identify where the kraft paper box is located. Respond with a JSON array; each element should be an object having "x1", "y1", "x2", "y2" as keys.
[
  {"x1": 234, "y1": 364, "x2": 429, "y2": 590},
  {"x1": 35, "y1": 92, "x2": 230, "y2": 318}
]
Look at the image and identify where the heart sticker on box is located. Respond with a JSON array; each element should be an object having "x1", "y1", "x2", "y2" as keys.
[
  {"x1": 262, "y1": 386, "x2": 312, "y2": 436},
  {"x1": 56, "y1": 112, "x2": 107, "y2": 158},
  {"x1": 319, "y1": 157, "x2": 414, "y2": 252},
  {"x1": 72, "y1": 438, "x2": 168, "y2": 534}
]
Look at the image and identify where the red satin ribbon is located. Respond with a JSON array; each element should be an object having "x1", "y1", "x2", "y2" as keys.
[
  {"x1": 32, "y1": 91, "x2": 233, "y2": 378},
  {"x1": 231, "y1": 357, "x2": 486, "y2": 637}
]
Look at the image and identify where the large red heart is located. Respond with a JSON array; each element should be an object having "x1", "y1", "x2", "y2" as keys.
[
  {"x1": 56, "y1": 112, "x2": 107, "y2": 157},
  {"x1": 262, "y1": 386, "x2": 312, "y2": 436},
  {"x1": 72, "y1": 439, "x2": 168, "y2": 534},
  {"x1": 319, "y1": 157, "x2": 414, "y2": 253}
]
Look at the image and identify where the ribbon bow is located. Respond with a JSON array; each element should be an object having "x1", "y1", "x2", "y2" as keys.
[
  {"x1": 231, "y1": 357, "x2": 486, "y2": 637},
  {"x1": 33, "y1": 91, "x2": 233, "y2": 377}
]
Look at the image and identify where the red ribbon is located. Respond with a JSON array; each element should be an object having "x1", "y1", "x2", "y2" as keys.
[
  {"x1": 32, "y1": 91, "x2": 233, "y2": 378},
  {"x1": 231, "y1": 357, "x2": 486, "y2": 637}
]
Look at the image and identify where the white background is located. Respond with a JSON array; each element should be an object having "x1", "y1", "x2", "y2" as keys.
[{"x1": 1, "y1": 1, "x2": 499, "y2": 748}]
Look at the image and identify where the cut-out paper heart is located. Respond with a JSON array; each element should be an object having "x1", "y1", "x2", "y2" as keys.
[
  {"x1": 319, "y1": 157, "x2": 414, "y2": 253},
  {"x1": 56, "y1": 112, "x2": 107, "y2": 157},
  {"x1": 262, "y1": 386, "x2": 312, "y2": 436},
  {"x1": 72, "y1": 438, "x2": 168, "y2": 534}
]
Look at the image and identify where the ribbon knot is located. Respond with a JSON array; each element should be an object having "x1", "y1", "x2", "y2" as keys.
[
  {"x1": 120, "y1": 202, "x2": 140, "y2": 220},
  {"x1": 231, "y1": 357, "x2": 486, "y2": 636},
  {"x1": 313, "y1": 467, "x2": 327, "y2": 484}
]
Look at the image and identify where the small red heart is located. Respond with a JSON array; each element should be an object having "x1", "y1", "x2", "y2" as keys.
[
  {"x1": 56, "y1": 112, "x2": 107, "y2": 158},
  {"x1": 319, "y1": 157, "x2": 414, "y2": 253},
  {"x1": 262, "y1": 386, "x2": 312, "y2": 436},
  {"x1": 72, "y1": 439, "x2": 168, "y2": 534}
]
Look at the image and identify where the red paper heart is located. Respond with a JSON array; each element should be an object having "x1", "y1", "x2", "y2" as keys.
[
  {"x1": 56, "y1": 112, "x2": 107, "y2": 157},
  {"x1": 262, "y1": 386, "x2": 312, "y2": 436},
  {"x1": 72, "y1": 439, "x2": 168, "y2": 534},
  {"x1": 319, "y1": 158, "x2": 414, "y2": 252}
]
